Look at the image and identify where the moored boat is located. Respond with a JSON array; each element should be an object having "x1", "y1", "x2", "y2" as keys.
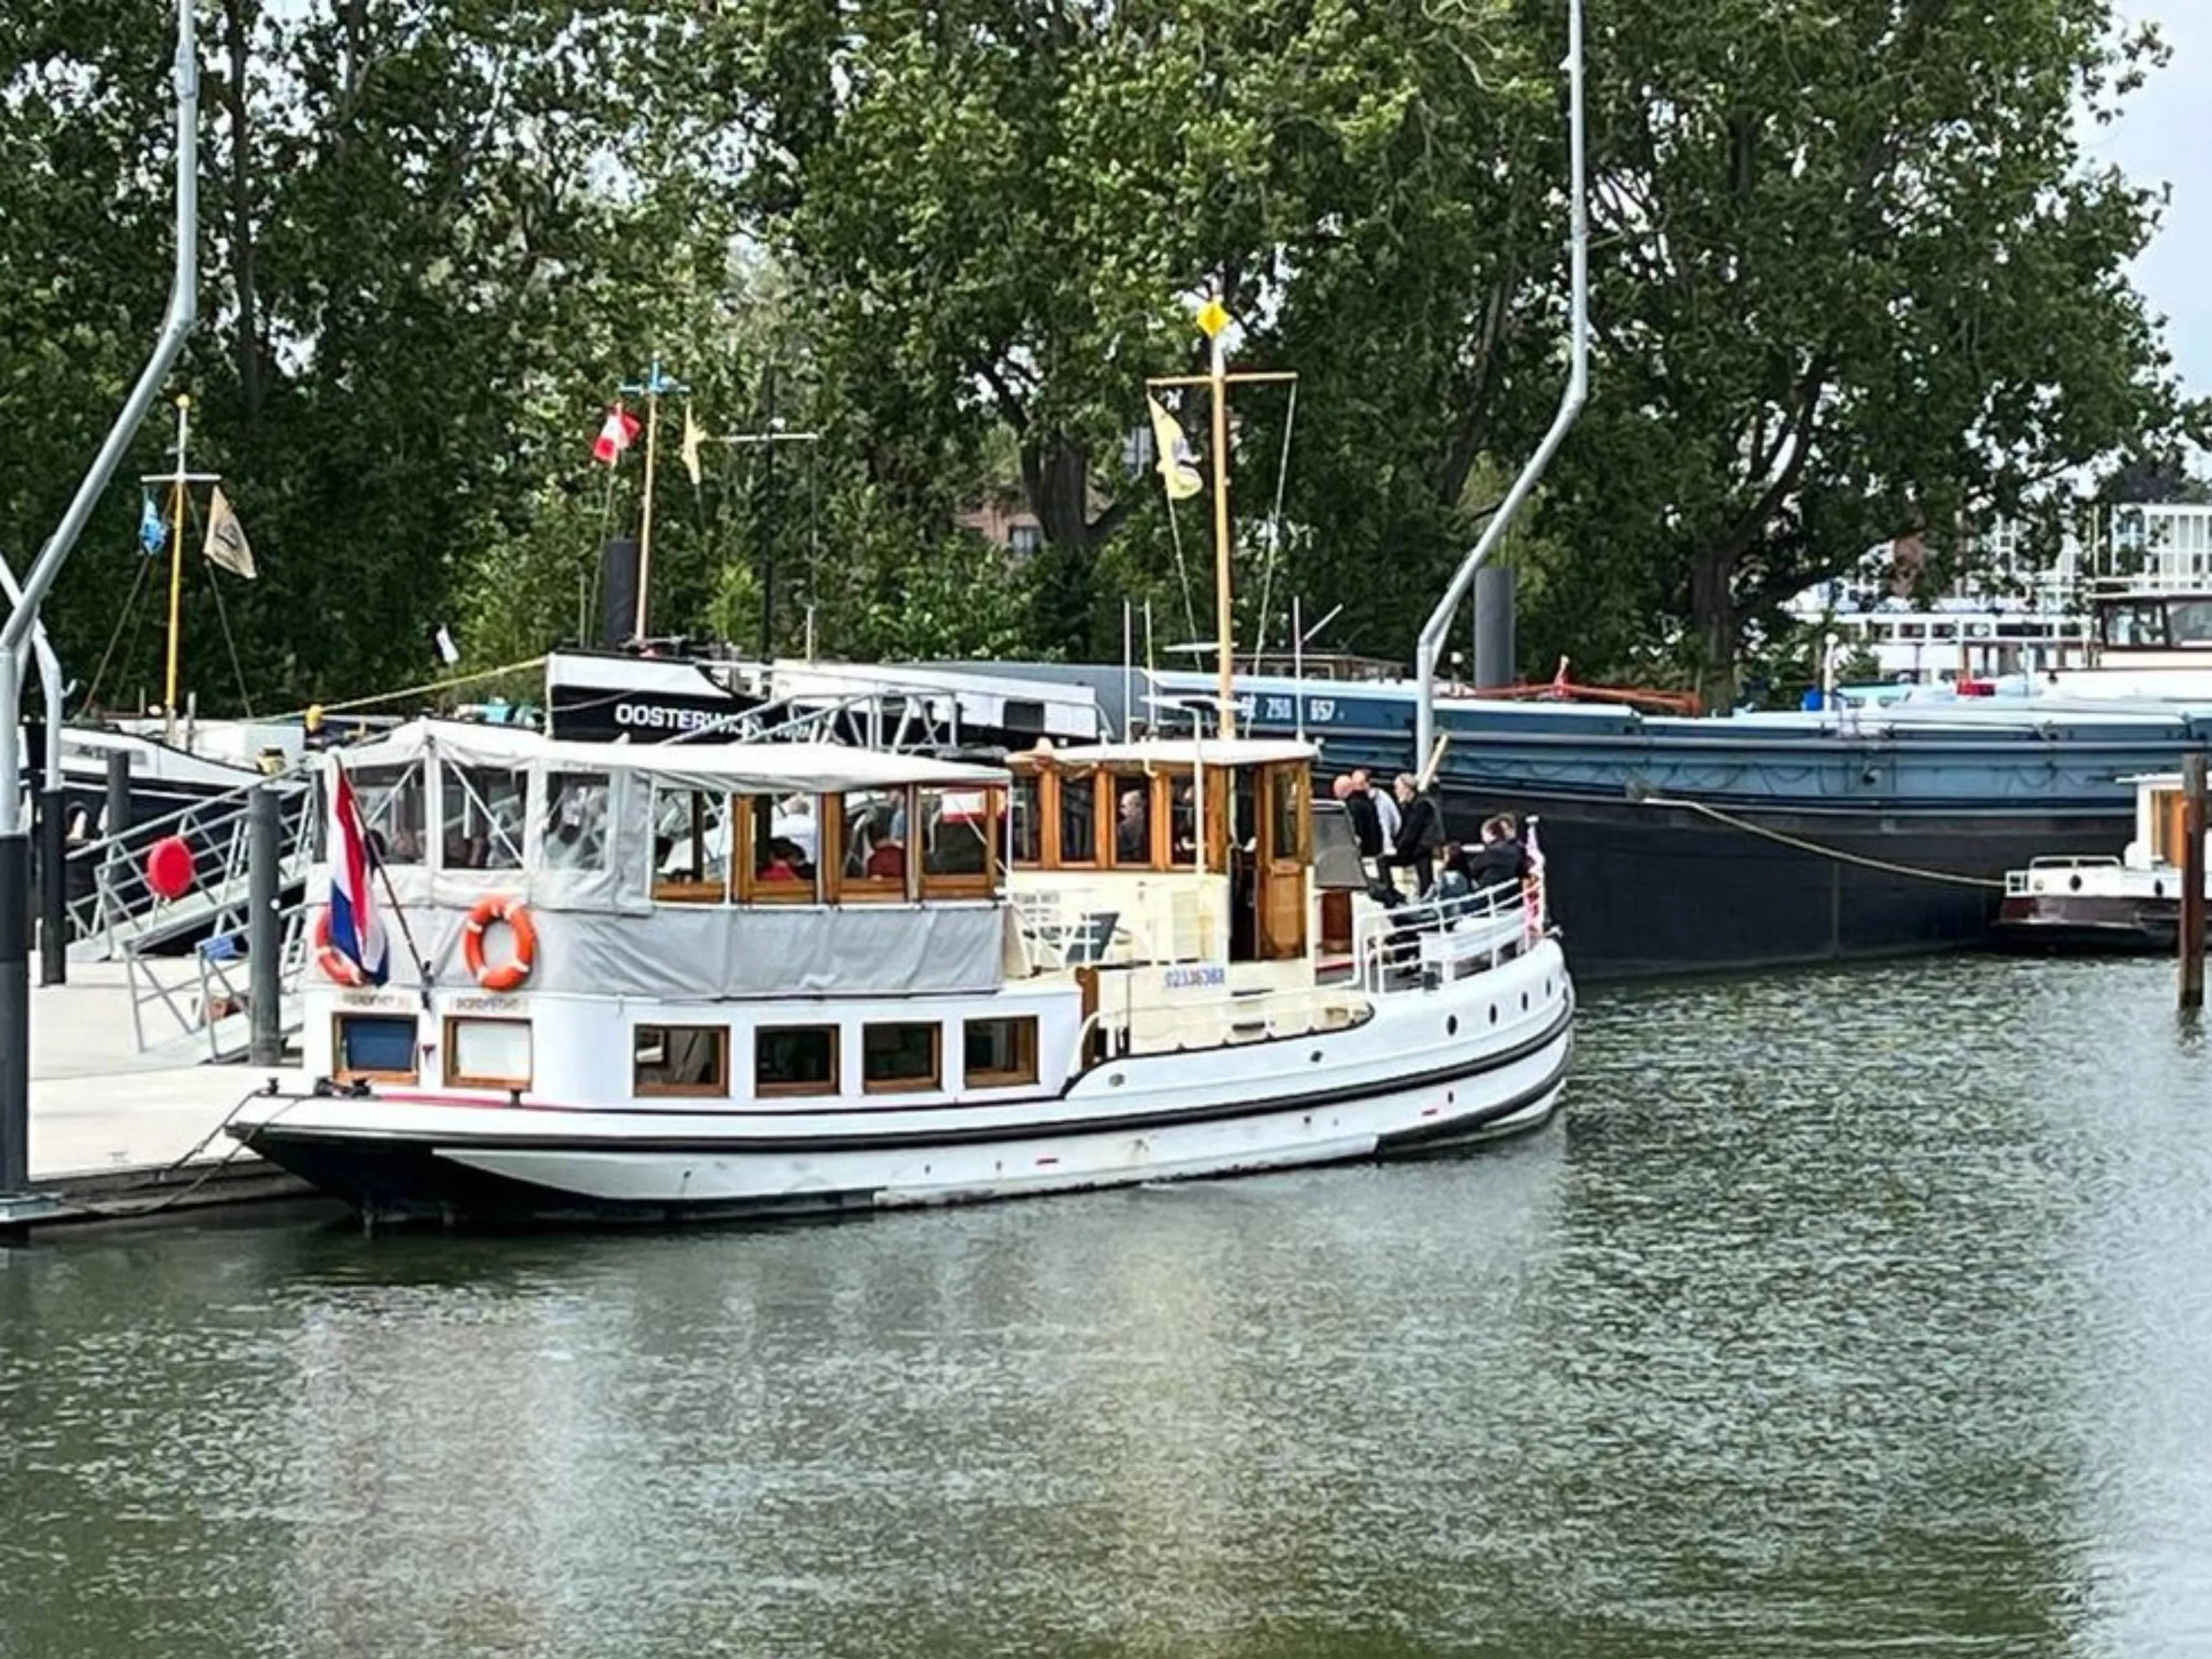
[
  {"x1": 226, "y1": 719, "x2": 1572, "y2": 1225},
  {"x1": 1991, "y1": 771, "x2": 2205, "y2": 954}
]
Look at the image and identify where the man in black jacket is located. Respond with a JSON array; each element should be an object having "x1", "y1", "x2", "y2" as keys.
[
  {"x1": 1383, "y1": 773, "x2": 1443, "y2": 895},
  {"x1": 1333, "y1": 773, "x2": 1383, "y2": 866}
]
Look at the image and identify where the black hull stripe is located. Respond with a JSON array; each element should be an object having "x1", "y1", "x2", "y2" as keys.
[{"x1": 245, "y1": 1003, "x2": 1575, "y2": 1159}]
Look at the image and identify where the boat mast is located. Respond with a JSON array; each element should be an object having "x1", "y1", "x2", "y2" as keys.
[
  {"x1": 623, "y1": 357, "x2": 687, "y2": 641},
  {"x1": 148, "y1": 393, "x2": 219, "y2": 742},
  {"x1": 1148, "y1": 300, "x2": 1295, "y2": 740},
  {"x1": 1413, "y1": 0, "x2": 1588, "y2": 763}
]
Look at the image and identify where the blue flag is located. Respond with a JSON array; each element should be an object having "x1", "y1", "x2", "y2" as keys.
[{"x1": 138, "y1": 491, "x2": 166, "y2": 556}]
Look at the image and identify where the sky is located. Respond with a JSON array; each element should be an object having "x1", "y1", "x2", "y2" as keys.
[{"x1": 2096, "y1": 5, "x2": 2212, "y2": 397}]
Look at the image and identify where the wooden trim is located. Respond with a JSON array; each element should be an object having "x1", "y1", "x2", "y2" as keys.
[
  {"x1": 963, "y1": 1015, "x2": 1038, "y2": 1087},
  {"x1": 442, "y1": 1015, "x2": 533, "y2": 1089},
  {"x1": 825, "y1": 787, "x2": 914, "y2": 902},
  {"x1": 755, "y1": 1023, "x2": 841, "y2": 1096},
  {"x1": 331, "y1": 1012, "x2": 419, "y2": 1085},
  {"x1": 861, "y1": 1021, "x2": 942, "y2": 1093},
  {"x1": 651, "y1": 876, "x2": 730, "y2": 905},
  {"x1": 918, "y1": 785, "x2": 1001, "y2": 898},
  {"x1": 633, "y1": 1025, "x2": 730, "y2": 1098},
  {"x1": 1055, "y1": 769, "x2": 1101, "y2": 867}
]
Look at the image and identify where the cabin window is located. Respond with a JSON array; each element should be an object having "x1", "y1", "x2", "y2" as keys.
[
  {"x1": 443, "y1": 764, "x2": 528, "y2": 870},
  {"x1": 348, "y1": 763, "x2": 427, "y2": 865},
  {"x1": 633, "y1": 1025, "x2": 728, "y2": 1096},
  {"x1": 445, "y1": 1017, "x2": 532, "y2": 1089},
  {"x1": 653, "y1": 787, "x2": 733, "y2": 903},
  {"x1": 836, "y1": 787, "x2": 911, "y2": 899},
  {"x1": 1268, "y1": 768, "x2": 1305, "y2": 862},
  {"x1": 2171, "y1": 599, "x2": 2212, "y2": 648},
  {"x1": 863, "y1": 1022, "x2": 942, "y2": 1092},
  {"x1": 918, "y1": 785, "x2": 996, "y2": 894},
  {"x1": 333, "y1": 1014, "x2": 417, "y2": 1082},
  {"x1": 756, "y1": 1025, "x2": 839, "y2": 1095},
  {"x1": 1058, "y1": 771, "x2": 1100, "y2": 866},
  {"x1": 1009, "y1": 776, "x2": 1043, "y2": 866},
  {"x1": 541, "y1": 772, "x2": 611, "y2": 871},
  {"x1": 1168, "y1": 774, "x2": 1198, "y2": 867},
  {"x1": 2102, "y1": 602, "x2": 2168, "y2": 649},
  {"x1": 964, "y1": 1017, "x2": 1038, "y2": 1087},
  {"x1": 1107, "y1": 772, "x2": 1153, "y2": 867},
  {"x1": 737, "y1": 794, "x2": 819, "y2": 902}
]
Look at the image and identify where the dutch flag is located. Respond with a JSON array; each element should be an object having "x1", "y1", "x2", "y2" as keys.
[{"x1": 326, "y1": 756, "x2": 391, "y2": 986}]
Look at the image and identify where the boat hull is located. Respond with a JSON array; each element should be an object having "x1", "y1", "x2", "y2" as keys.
[
  {"x1": 1989, "y1": 893, "x2": 2183, "y2": 955},
  {"x1": 1432, "y1": 792, "x2": 2130, "y2": 980},
  {"x1": 233, "y1": 960, "x2": 1574, "y2": 1229}
]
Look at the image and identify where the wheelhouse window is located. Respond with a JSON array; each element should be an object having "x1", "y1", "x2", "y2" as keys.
[
  {"x1": 918, "y1": 785, "x2": 996, "y2": 895},
  {"x1": 1108, "y1": 772, "x2": 1153, "y2": 868},
  {"x1": 863, "y1": 1022, "x2": 941, "y2": 1092},
  {"x1": 1168, "y1": 774, "x2": 1198, "y2": 867},
  {"x1": 445, "y1": 1017, "x2": 532, "y2": 1088},
  {"x1": 541, "y1": 772, "x2": 611, "y2": 870},
  {"x1": 1009, "y1": 775, "x2": 1043, "y2": 867},
  {"x1": 653, "y1": 787, "x2": 732, "y2": 903},
  {"x1": 443, "y1": 764, "x2": 528, "y2": 870},
  {"x1": 347, "y1": 763, "x2": 426, "y2": 865},
  {"x1": 633, "y1": 1025, "x2": 728, "y2": 1096},
  {"x1": 963, "y1": 1017, "x2": 1038, "y2": 1087},
  {"x1": 756, "y1": 1025, "x2": 839, "y2": 1095},
  {"x1": 1268, "y1": 768, "x2": 1305, "y2": 861},
  {"x1": 334, "y1": 1014, "x2": 417, "y2": 1082},
  {"x1": 837, "y1": 787, "x2": 911, "y2": 899},
  {"x1": 736, "y1": 793, "x2": 818, "y2": 903},
  {"x1": 1057, "y1": 771, "x2": 1100, "y2": 866}
]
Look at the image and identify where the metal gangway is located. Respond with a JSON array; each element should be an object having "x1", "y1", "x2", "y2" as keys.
[
  {"x1": 64, "y1": 772, "x2": 316, "y2": 964},
  {"x1": 117, "y1": 892, "x2": 310, "y2": 1063}
]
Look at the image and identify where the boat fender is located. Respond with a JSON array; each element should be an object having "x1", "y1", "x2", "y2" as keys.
[
  {"x1": 463, "y1": 896, "x2": 538, "y2": 993},
  {"x1": 312, "y1": 910, "x2": 367, "y2": 986}
]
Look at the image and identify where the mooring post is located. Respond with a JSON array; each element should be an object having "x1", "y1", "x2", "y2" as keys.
[
  {"x1": 37, "y1": 784, "x2": 64, "y2": 986},
  {"x1": 0, "y1": 653, "x2": 26, "y2": 1199},
  {"x1": 248, "y1": 783, "x2": 281, "y2": 1066},
  {"x1": 2182, "y1": 751, "x2": 2207, "y2": 1012}
]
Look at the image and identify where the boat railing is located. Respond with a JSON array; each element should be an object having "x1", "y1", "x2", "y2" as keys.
[{"x1": 1352, "y1": 882, "x2": 1531, "y2": 994}]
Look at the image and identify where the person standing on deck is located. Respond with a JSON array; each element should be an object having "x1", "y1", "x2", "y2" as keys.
[
  {"x1": 1384, "y1": 773, "x2": 1443, "y2": 896},
  {"x1": 1335, "y1": 774, "x2": 1383, "y2": 869},
  {"x1": 1355, "y1": 768, "x2": 1400, "y2": 860}
]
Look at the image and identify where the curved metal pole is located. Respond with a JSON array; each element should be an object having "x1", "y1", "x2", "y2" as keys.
[
  {"x1": 1415, "y1": 0, "x2": 1587, "y2": 763},
  {"x1": 0, "y1": 0, "x2": 198, "y2": 832}
]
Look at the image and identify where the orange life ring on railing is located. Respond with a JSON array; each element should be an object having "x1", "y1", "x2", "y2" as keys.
[
  {"x1": 312, "y1": 909, "x2": 366, "y2": 986},
  {"x1": 463, "y1": 896, "x2": 537, "y2": 993}
]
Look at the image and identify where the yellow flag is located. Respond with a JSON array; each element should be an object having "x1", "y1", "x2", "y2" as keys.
[
  {"x1": 1146, "y1": 395, "x2": 1203, "y2": 502},
  {"x1": 202, "y1": 485, "x2": 257, "y2": 579},
  {"x1": 681, "y1": 402, "x2": 704, "y2": 487}
]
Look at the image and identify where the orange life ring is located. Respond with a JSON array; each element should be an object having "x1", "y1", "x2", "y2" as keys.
[
  {"x1": 463, "y1": 896, "x2": 537, "y2": 993},
  {"x1": 312, "y1": 909, "x2": 366, "y2": 986}
]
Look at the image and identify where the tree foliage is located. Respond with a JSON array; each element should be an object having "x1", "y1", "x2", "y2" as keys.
[{"x1": 0, "y1": 0, "x2": 2196, "y2": 717}]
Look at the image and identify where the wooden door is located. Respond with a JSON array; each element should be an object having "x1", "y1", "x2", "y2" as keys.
[{"x1": 1255, "y1": 762, "x2": 1309, "y2": 960}]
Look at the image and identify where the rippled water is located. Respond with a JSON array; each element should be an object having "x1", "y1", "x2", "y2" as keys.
[{"x1": 7, "y1": 957, "x2": 2212, "y2": 1658}]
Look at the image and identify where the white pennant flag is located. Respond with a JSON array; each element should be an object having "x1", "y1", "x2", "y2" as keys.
[{"x1": 202, "y1": 485, "x2": 257, "y2": 579}]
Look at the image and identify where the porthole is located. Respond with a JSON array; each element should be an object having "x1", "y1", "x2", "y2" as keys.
[
  {"x1": 1520, "y1": 992, "x2": 1530, "y2": 1011},
  {"x1": 1489, "y1": 1005, "x2": 1498, "y2": 1025},
  {"x1": 1447, "y1": 1015, "x2": 1459, "y2": 1037},
  {"x1": 2069, "y1": 874, "x2": 2082, "y2": 892}
]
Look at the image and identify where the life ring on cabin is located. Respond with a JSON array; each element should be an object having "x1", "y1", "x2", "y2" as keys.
[
  {"x1": 463, "y1": 896, "x2": 537, "y2": 993},
  {"x1": 312, "y1": 910, "x2": 366, "y2": 987}
]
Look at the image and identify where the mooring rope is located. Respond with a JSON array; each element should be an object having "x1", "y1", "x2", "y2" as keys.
[
  {"x1": 270, "y1": 655, "x2": 549, "y2": 722},
  {"x1": 1633, "y1": 791, "x2": 2006, "y2": 890}
]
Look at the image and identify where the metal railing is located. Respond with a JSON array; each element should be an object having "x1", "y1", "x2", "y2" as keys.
[
  {"x1": 121, "y1": 895, "x2": 310, "y2": 1060},
  {"x1": 64, "y1": 772, "x2": 315, "y2": 960},
  {"x1": 1352, "y1": 881, "x2": 1533, "y2": 993}
]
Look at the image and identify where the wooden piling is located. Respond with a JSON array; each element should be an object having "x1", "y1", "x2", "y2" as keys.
[{"x1": 2181, "y1": 752, "x2": 2206, "y2": 1010}]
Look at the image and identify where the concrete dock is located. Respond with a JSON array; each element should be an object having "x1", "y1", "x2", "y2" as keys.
[{"x1": 13, "y1": 962, "x2": 318, "y2": 1234}]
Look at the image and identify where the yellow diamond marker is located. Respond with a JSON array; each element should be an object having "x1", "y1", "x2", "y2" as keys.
[{"x1": 1195, "y1": 297, "x2": 1231, "y2": 339}]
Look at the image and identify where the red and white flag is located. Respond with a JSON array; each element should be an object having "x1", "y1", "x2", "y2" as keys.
[{"x1": 592, "y1": 405, "x2": 642, "y2": 466}]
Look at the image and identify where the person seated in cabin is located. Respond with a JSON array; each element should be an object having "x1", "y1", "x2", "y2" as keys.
[
  {"x1": 1170, "y1": 783, "x2": 1198, "y2": 864},
  {"x1": 758, "y1": 837, "x2": 806, "y2": 884},
  {"x1": 865, "y1": 837, "x2": 907, "y2": 881},
  {"x1": 1115, "y1": 789, "x2": 1150, "y2": 863},
  {"x1": 771, "y1": 795, "x2": 818, "y2": 868}
]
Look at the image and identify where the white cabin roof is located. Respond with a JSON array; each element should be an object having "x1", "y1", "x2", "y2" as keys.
[
  {"x1": 336, "y1": 718, "x2": 1009, "y2": 792},
  {"x1": 1034, "y1": 737, "x2": 1320, "y2": 768}
]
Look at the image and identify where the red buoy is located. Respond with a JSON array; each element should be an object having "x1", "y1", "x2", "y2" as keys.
[{"x1": 145, "y1": 835, "x2": 195, "y2": 901}]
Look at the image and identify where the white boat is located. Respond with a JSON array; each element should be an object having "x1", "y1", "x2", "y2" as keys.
[
  {"x1": 224, "y1": 718, "x2": 1572, "y2": 1225},
  {"x1": 1992, "y1": 769, "x2": 2206, "y2": 953}
]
